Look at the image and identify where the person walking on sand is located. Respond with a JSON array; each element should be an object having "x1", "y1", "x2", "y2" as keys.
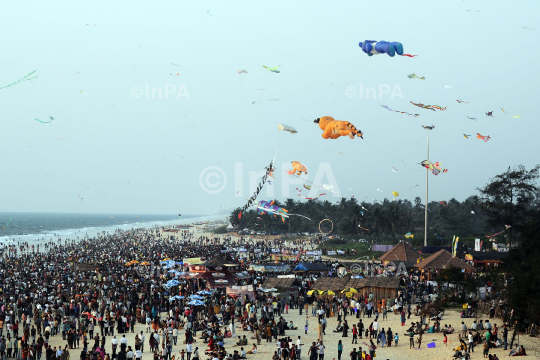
[{"x1": 342, "y1": 321, "x2": 348, "y2": 338}]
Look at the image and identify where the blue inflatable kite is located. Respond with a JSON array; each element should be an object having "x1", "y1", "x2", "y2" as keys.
[{"x1": 359, "y1": 40, "x2": 404, "y2": 57}]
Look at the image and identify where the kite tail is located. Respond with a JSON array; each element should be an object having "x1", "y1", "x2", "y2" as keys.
[{"x1": 347, "y1": 123, "x2": 364, "y2": 138}]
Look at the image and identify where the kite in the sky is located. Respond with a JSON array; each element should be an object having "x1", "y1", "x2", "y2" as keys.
[
  {"x1": 78, "y1": 193, "x2": 83, "y2": 204},
  {"x1": 407, "y1": 73, "x2": 425, "y2": 80},
  {"x1": 442, "y1": 86, "x2": 452, "y2": 89},
  {"x1": 401, "y1": 54, "x2": 418, "y2": 58},
  {"x1": 392, "y1": 167, "x2": 398, "y2": 172},
  {"x1": 178, "y1": 214, "x2": 181, "y2": 217},
  {"x1": 467, "y1": 116, "x2": 477, "y2": 121},
  {"x1": 439, "y1": 201, "x2": 449, "y2": 208},
  {"x1": 380, "y1": 104, "x2": 419, "y2": 117},
  {"x1": 277, "y1": 124, "x2": 298, "y2": 134},
  {"x1": 314, "y1": 116, "x2": 363, "y2": 139},
  {"x1": 377, "y1": 189, "x2": 383, "y2": 192},
  {"x1": 501, "y1": 108, "x2": 522, "y2": 118},
  {"x1": 421, "y1": 160, "x2": 448, "y2": 175},
  {"x1": 1, "y1": 217, "x2": 12, "y2": 230},
  {"x1": 477, "y1": 133, "x2": 491, "y2": 142},
  {"x1": 263, "y1": 65, "x2": 281, "y2": 73},
  {"x1": 392, "y1": 191, "x2": 399, "y2": 198},
  {"x1": 485, "y1": 111, "x2": 494, "y2": 117},
  {"x1": 287, "y1": 161, "x2": 307, "y2": 176},
  {"x1": 0, "y1": 70, "x2": 38, "y2": 90},
  {"x1": 410, "y1": 102, "x2": 447, "y2": 111},
  {"x1": 303, "y1": 184, "x2": 311, "y2": 190},
  {"x1": 34, "y1": 116, "x2": 54, "y2": 124},
  {"x1": 456, "y1": 99, "x2": 469, "y2": 103},
  {"x1": 486, "y1": 225, "x2": 511, "y2": 238},
  {"x1": 419, "y1": 204, "x2": 432, "y2": 212},
  {"x1": 85, "y1": 24, "x2": 97, "y2": 26},
  {"x1": 256, "y1": 200, "x2": 312, "y2": 222},
  {"x1": 359, "y1": 226, "x2": 370, "y2": 231},
  {"x1": 467, "y1": 10, "x2": 481, "y2": 12},
  {"x1": 231, "y1": 152, "x2": 277, "y2": 226},
  {"x1": 359, "y1": 40, "x2": 404, "y2": 57},
  {"x1": 238, "y1": 70, "x2": 247, "y2": 74},
  {"x1": 404, "y1": 232, "x2": 414, "y2": 239},
  {"x1": 172, "y1": 63, "x2": 180, "y2": 66},
  {"x1": 252, "y1": 99, "x2": 279, "y2": 104},
  {"x1": 463, "y1": 134, "x2": 471, "y2": 138},
  {"x1": 207, "y1": 10, "x2": 213, "y2": 16},
  {"x1": 79, "y1": 90, "x2": 94, "y2": 98},
  {"x1": 296, "y1": 188, "x2": 326, "y2": 200},
  {"x1": 523, "y1": 27, "x2": 534, "y2": 30}
]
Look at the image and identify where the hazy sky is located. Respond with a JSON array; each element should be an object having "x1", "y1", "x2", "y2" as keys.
[{"x1": 1, "y1": 0, "x2": 538, "y2": 215}]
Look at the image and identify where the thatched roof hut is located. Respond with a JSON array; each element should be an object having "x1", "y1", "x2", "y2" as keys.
[
  {"x1": 414, "y1": 249, "x2": 473, "y2": 270},
  {"x1": 312, "y1": 276, "x2": 401, "y2": 300},
  {"x1": 261, "y1": 277, "x2": 297, "y2": 293},
  {"x1": 379, "y1": 241, "x2": 422, "y2": 262}
]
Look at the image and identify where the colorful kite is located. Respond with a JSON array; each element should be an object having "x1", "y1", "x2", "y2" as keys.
[
  {"x1": 278, "y1": 124, "x2": 298, "y2": 134},
  {"x1": 404, "y1": 232, "x2": 414, "y2": 239},
  {"x1": 392, "y1": 191, "x2": 399, "y2": 197},
  {"x1": 78, "y1": 193, "x2": 83, "y2": 204},
  {"x1": 303, "y1": 185, "x2": 311, "y2": 190},
  {"x1": 456, "y1": 99, "x2": 469, "y2": 103},
  {"x1": 1, "y1": 217, "x2": 12, "y2": 230},
  {"x1": 314, "y1": 116, "x2": 363, "y2": 139},
  {"x1": 439, "y1": 201, "x2": 449, "y2": 208},
  {"x1": 256, "y1": 200, "x2": 312, "y2": 222},
  {"x1": 287, "y1": 161, "x2": 307, "y2": 176},
  {"x1": 477, "y1": 133, "x2": 491, "y2": 142},
  {"x1": 237, "y1": 70, "x2": 247, "y2": 74},
  {"x1": 263, "y1": 65, "x2": 281, "y2": 73},
  {"x1": 359, "y1": 40, "x2": 404, "y2": 57},
  {"x1": 34, "y1": 116, "x2": 54, "y2": 124},
  {"x1": 359, "y1": 226, "x2": 370, "y2": 231},
  {"x1": 523, "y1": 27, "x2": 534, "y2": 30},
  {"x1": 410, "y1": 102, "x2": 447, "y2": 111},
  {"x1": 501, "y1": 108, "x2": 522, "y2": 118},
  {"x1": 407, "y1": 73, "x2": 425, "y2": 80},
  {"x1": 485, "y1": 111, "x2": 494, "y2": 117},
  {"x1": 319, "y1": 219, "x2": 333, "y2": 234},
  {"x1": 486, "y1": 225, "x2": 511, "y2": 238},
  {"x1": 421, "y1": 160, "x2": 448, "y2": 176},
  {"x1": 231, "y1": 152, "x2": 277, "y2": 226},
  {"x1": 0, "y1": 70, "x2": 38, "y2": 90},
  {"x1": 296, "y1": 188, "x2": 326, "y2": 200},
  {"x1": 402, "y1": 54, "x2": 418, "y2": 57},
  {"x1": 467, "y1": 116, "x2": 477, "y2": 121},
  {"x1": 392, "y1": 167, "x2": 398, "y2": 172},
  {"x1": 463, "y1": 134, "x2": 471, "y2": 138},
  {"x1": 380, "y1": 104, "x2": 419, "y2": 117}
]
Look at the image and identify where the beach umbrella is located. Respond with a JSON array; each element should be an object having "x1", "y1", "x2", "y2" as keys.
[
  {"x1": 307, "y1": 290, "x2": 322, "y2": 296},
  {"x1": 321, "y1": 290, "x2": 335, "y2": 296},
  {"x1": 140, "y1": 262, "x2": 150, "y2": 265},
  {"x1": 197, "y1": 290, "x2": 212, "y2": 295},
  {"x1": 189, "y1": 294, "x2": 204, "y2": 300},
  {"x1": 341, "y1": 288, "x2": 358, "y2": 294},
  {"x1": 187, "y1": 300, "x2": 204, "y2": 306},
  {"x1": 175, "y1": 295, "x2": 185, "y2": 299},
  {"x1": 131, "y1": 260, "x2": 139, "y2": 264}
]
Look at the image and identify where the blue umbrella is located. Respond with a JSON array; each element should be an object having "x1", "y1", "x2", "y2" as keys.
[
  {"x1": 197, "y1": 290, "x2": 212, "y2": 295},
  {"x1": 189, "y1": 294, "x2": 204, "y2": 300},
  {"x1": 187, "y1": 300, "x2": 204, "y2": 306}
]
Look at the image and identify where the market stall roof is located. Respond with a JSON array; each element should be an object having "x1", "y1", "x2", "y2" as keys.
[
  {"x1": 379, "y1": 241, "x2": 422, "y2": 262},
  {"x1": 414, "y1": 249, "x2": 474, "y2": 270},
  {"x1": 466, "y1": 251, "x2": 509, "y2": 262},
  {"x1": 261, "y1": 277, "x2": 297, "y2": 292}
]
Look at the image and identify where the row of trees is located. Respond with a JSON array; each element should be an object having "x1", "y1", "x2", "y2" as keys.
[{"x1": 229, "y1": 165, "x2": 540, "y2": 247}]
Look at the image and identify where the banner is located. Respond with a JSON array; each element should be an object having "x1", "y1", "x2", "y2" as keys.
[
  {"x1": 183, "y1": 257, "x2": 204, "y2": 266},
  {"x1": 475, "y1": 239, "x2": 481, "y2": 252},
  {"x1": 327, "y1": 251, "x2": 336, "y2": 256}
]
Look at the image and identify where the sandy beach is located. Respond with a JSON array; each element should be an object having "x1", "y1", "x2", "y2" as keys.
[{"x1": 33, "y1": 227, "x2": 527, "y2": 360}]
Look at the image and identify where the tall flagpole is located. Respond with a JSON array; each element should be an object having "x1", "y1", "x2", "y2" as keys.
[{"x1": 422, "y1": 125, "x2": 435, "y2": 247}]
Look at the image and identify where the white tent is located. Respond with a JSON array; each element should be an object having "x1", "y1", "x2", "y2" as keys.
[{"x1": 226, "y1": 223, "x2": 234, "y2": 230}]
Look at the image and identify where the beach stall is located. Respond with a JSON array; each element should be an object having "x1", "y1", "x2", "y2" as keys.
[{"x1": 378, "y1": 241, "x2": 422, "y2": 262}]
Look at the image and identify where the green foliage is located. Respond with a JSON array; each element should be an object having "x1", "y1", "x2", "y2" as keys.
[
  {"x1": 477, "y1": 164, "x2": 540, "y2": 244},
  {"x1": 230, "y1": 196, "x2": 491, "y2": 243},
  {"x1": 505, "y1": 210, "x2": 540, "y2": 324}
]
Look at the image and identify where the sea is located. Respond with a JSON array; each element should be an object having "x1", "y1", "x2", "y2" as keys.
[{"x1": 0, "y1": 212, "x2": 226, "y2": 244}]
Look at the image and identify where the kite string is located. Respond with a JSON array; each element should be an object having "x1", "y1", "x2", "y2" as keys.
[{"x1": 0, "y1": 71, "x2": 38, "y2": 90}]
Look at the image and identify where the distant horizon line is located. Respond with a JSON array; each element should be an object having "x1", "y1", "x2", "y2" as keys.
[{"x1": 0, "y1": 211, "x2": 213, "y2": 217}]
